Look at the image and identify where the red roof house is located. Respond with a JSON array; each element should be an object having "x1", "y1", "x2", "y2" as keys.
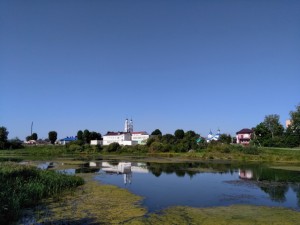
[{"x1": 236, "y1": 128, "x2": 253, "y2": 145}]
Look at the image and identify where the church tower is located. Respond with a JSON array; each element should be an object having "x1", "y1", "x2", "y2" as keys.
[
  {"x1": 129, "y1": 119, "x2": 133, "y2": 132},
  {"x1": 124, "y1": 118, "x2": 129, "y2": 132}
]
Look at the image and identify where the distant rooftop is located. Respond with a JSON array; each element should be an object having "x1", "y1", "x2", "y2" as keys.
[{"x1": 236, "y1": 128, "x2": 253, "y2": 134}]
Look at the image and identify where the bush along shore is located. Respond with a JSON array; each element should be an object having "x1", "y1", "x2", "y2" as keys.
[{"x1": 0, "y1": 162, "x2": 84, "y2": 224}]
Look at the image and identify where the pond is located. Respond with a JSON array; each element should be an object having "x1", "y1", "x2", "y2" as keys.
[
  {"x1": 94, "y1": 161, "x2": 300, "y2": 212},
  {"x1": 4, "y1": 157, "x2": 300, "y2": 213}
]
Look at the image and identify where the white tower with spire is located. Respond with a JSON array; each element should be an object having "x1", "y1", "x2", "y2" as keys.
[
  {"x1": 124, "y1": 118, "x2": 129, "y2": 132},
  {"x1": 129, "y1": 119, "x2": 133, "y2": 132}
]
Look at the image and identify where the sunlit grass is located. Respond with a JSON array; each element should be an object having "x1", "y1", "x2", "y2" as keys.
[{"x1": 127, "y1": 205, "x2": 300, "y2": 225}]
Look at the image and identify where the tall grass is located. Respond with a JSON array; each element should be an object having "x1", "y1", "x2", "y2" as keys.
[{"x1": 0, "y1": 162, "x2": 84, "y2": 223}]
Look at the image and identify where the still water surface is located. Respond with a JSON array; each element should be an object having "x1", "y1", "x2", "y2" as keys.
[
  {"x1": 92, "y1": 161, "x2": 300, "y2": 212},
  {"x1": 32, "y1": 159, "x2": 300, "y2": 212}
]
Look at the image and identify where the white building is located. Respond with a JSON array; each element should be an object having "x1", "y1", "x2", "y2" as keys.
[
  {"x1": 103, "y1": 119, "x2": 149, "y2": 146},
  {"x1": 90, "y1": 140, "x2": 103, "y2": 145},
  {"x1": 206, "y1": 129, "x2": 221, "y2": 142},
  {"x1": 131, "y1": 131, "x2": 150, "y2": 145},
  {"x1": 103, "y1": 132, "x2": 137, "y2": 146}
]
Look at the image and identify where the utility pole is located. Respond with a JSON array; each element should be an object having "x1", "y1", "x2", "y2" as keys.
[{"x1": 31, "y1": 121, "x2": 33, "y2": 136}]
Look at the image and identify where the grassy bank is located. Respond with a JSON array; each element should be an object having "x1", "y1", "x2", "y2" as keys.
[
  {"x1": 0, "y1": 162, "x2": 84, "y2": 223},
  {"x1": 2, "y1": 145, "x2": 300, "y2": 163}
]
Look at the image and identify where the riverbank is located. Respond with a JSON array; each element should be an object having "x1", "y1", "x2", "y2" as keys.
[{"x1": 1, "y1": 145, "x2": 300, "y2": 163}]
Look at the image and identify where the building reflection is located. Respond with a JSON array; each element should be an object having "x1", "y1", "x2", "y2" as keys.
[
  {"x1": 101, "y1": 162, "x2": 149, "y2": 184},
  {"x1": 238, "y1": 169, "x2": 253, "y2": 179}
]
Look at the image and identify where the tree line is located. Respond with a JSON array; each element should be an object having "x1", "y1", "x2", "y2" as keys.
[
  {"x1": 1, "y1": 104, "x2": 299, "y2": 151},
  {"x1": 253, "y1": 104, "x2": 300, "y2": 148}
]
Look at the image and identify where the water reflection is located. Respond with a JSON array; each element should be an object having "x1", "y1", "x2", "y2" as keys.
[
  {"x1": 100, "y1": 162, "x2": 149, "y2": 184},
  {"x1": 32, "y1": 159, "x2": 300, "y2": 211},
  {"x1": 96, "y1": 161, "x2": 300, "y2": 212}
]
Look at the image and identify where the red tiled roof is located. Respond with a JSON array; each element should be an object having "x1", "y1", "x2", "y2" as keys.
[
  {"x1": 104, "y1": 132, "x2": 129, "y2": 136},
  {"x1": 236, "y1": 128, "x2": 253, "y2": 134},
  {"x1": 131, "y1": 131, "x2": 148, "y2": 134}
]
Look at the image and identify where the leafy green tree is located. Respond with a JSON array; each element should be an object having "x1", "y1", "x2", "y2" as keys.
[
  {"x1": 174, "y1": 129, "x2": 184, "y2": 139},
  {"x1": 263, "y1": 114, "x2": 284, "y2": 139},
  {"x1": 48, "y1": 131, "x2": 57, "y2": 144},
  {"x1": 26, "y1": 136, "x2": 31, "y2": 141},
  {"x1": 106, "y1": 142, "x2": 121, "y2": 152},
  {"x1": 31, "y1": 133, "x2": 38, "y2": 141},
  {"x1": 149, "y1": 142, "x2": 165, "y2": 152},
  {"x1": 290, "y1": 104, "x2": 300, "y2": 131},
  {"x1": 185, "y1": 130, "x2": 197, "y2": 138},
  {"x1": 0, "y1": 126, "x2": 9, "y2": 149},
  {"x1": 77, "y1": 130, "x2": 83, "y2": 141},
  {"x1": 254, "y1": 123, "x2": 272, "y2": 147},
  {"x1": 284, "y1": 104, "x2": 300, "y2": 147},
  {"x1": 83, "y1": 129, "x2": 91, "y2": 144},
  {"x1": 90, "y1": 132, "x2": 102, "y2": 140},
  {"x1": 151, "y1": 129, "x2": 162, "y2": 136},
  {"x1": 161, "y1": 134, "x2": 176, "y2": 145},
  {"x1": 219, "y1": 134, "x2": 232, "y2": 144}
]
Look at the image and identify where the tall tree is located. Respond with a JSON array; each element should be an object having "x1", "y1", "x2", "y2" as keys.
[
  {"x1": 77, "y1": 130, "x2": 83, "y2": 141},
  {"x1": 83, "y1": 129, "x2": 91, "y2": 144},
  {"x1": 90, "y1": 132, "x2": 102, "y2": 140},
  {"x1": 174, "y1": 129, "x2": 185, "y2": 139},
  {"x1": 31, "y1": 133, "x2": 38, "y2": 141},
  {"x1": 151, "y1": 129, "x2": 162, "y2": 136},
  {"x1": 48, "y1": 131, "x2": 57, "y2": 144},
  {"x1": 289, "y1": 104, "x2": 300, "y2": 136},
  {"x1": 263, "y1": 114, "x2": 284, "y2": 139},
  {"x1": 286, "y1": 104, "x2": 300, "y2": 147},
  {"x1": 0, "y1": 126, "x2": 9, "y2": 149}
]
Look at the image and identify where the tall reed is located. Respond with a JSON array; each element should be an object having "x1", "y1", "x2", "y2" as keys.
[{"x1": 0, "y1": 162, "x2": 84, "y2": 223}]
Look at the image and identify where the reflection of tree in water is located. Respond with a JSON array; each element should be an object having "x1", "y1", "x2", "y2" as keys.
[
  {"x1": 146, "y1": 162, "x2": 234, "y2": 178},
  {"x1": 259, "y1": 183, "x2": 288, "y2": 203},
  {"x1": 291, "y1": 184, "x2": 300, "y2": 207},
  {"x1": 146, "y1": 162, "x2": 300, "y2": 204}
]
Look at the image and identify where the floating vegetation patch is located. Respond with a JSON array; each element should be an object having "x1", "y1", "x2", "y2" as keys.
[
  {"x1": 30, "y1": 175, "x2": 146, "y2": 224},
  {"x1": 126, "y1": 205, "x2": 300, "y2": 225}
]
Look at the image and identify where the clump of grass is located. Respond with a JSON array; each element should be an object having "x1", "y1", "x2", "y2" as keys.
[{"x1": 0, "y1": 162, "x2": 84, "y2": 223}]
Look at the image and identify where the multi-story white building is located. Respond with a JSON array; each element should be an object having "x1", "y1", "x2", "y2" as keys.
[
  {"x1": 131, "y1": 131, "x2": 150, "y2": 145},
  {"x1": 103, "y1": 132, "x2": 137, "y2": 146},
  {"x1": 103, "y1": 119, "x2": 149, "y2": 146}
]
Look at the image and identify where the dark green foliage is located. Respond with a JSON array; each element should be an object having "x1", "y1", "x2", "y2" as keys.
[
  {"x1": 31, "y1": 133, "x2": 38, "y2": 141},
  {"x1": 0, "y1": 162, "x2": 84, "y2": 223},
  {"x1": 7, "y1": 138, "x2": 24, "y2": 150},
  {"x1": 106, "y1": 142, "x2": 121, "y2": 152},
  {"x1": 149, "y1": 142, "x2": 167, "y2": 152},
  {"x1": 219, "y1": 134, "x2": 232, "y2": 144},
  {"x1": 48, "y1": 131, "x2": 57, "y2": 144},
  {"x1": 151, "y1": 129, "x2": 162, "y2": 136},
  {"x1": 263, "y1": 114, "x2": 284, "y2": 138},
  {"x1": 77, "y1": 130, "x2": 83, "y2": 141},
  {"x1": 0, "y1": 127, "x2": 9, "y2": 149},
  {"x1": 242, "y1": 146, "x2": 260, "y2": 155},
  {"x1": 161, "y1": 134, "x2": 176, "y2": 145},
  {"x1": 89, "y1": 131, "x2": 102, "y2": 140},
  {"x1": 174, "y1": 129, "x2": 184, "y2": 139},
  {"x1": 83, "y1": 129, "x2": 91, "y2": 144}
]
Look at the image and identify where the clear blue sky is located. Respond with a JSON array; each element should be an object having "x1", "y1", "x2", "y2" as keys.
[{"x1": 1, "y1": 0, "x2": 299, "y2": 140}]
